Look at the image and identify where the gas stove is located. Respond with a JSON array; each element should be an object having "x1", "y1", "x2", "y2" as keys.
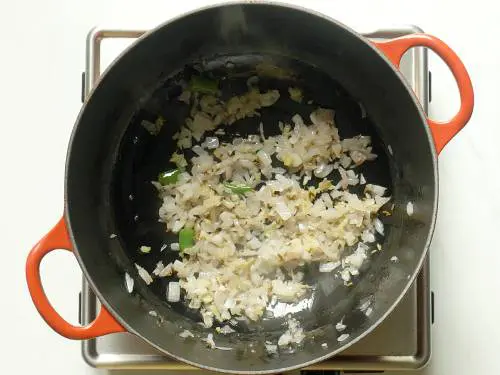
[{"x1": 79, "y1": 25, "x2": 432, "y2": 373}]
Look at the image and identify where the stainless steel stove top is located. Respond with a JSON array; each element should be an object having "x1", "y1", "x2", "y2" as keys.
[{"x1": 79, "y1": 25, "x2": 432, "y2": 372}]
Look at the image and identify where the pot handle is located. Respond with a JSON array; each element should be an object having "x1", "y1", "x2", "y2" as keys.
[
  {"x1": 373, "y1": 34, "x2": 474, "y2": 154},
  {"x1": 26, "y1": 217, "x2": 126, "y2": 339}
]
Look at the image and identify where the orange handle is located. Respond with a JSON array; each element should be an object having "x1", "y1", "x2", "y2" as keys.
[
  {"x1": 26, "y1": 217, "x2": 125, "y2": 339},
  {"x1": 374, "y1": 34, "x2": 474, "y2": 154}
]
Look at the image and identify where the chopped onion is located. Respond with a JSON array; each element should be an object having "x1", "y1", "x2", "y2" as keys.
[
  {"x1": 229, "y1": 319, "x2": 238, "y2": 326},
  {"x1": 350, "y1": 150, "x2": 367, "y2": 165},
  {"x1": 247, "y1": 237, "x2": 261, "y2": 250},
  {"x1": 335, "y1": 321, "x2": 346, "y2": 332},
  {"x1": 204, "y1": 333, "x2": 216, "y2": 349},
  {"x1": 373, "y1": 218, "x2": 384, "y2": 236},
  {"x1": 302, "y1": 174, "x2": 311, "y2": 185},
  {"x1": 292, "y1": 114, "x2": 305, "y2": 126},
  {"x1": 278, "y1": 332, "x2": 292, "y2": 346},
  {"x1": 340, "y1": 155, "x2": 351, "y2": 168},
  {"x1": 359, "y1": 299, "x2": 371, "y2": 312},
  {"x1": 124, "y1": 272, "x2": 134, "y2": 293},
  {"x1": 361, "y1": 230, "x2": 376, "y2": 243},
  {"x1": 314, "y1": 163, "x2": 334, "y2": 178},
  {"x1": 246, "y1": 75, "x2": 259, "y2": 88},
  {"x1": 288, "y1": 87, "x2": 303, "y2": 103},
  {"x1": 257, "y1": 150, "x2": 272, "y2": 166},
  {"x1": 135, "y1": 264, "x2": 153, "y2": 285},
  {"x1": 359, "y1": 173, "x2": 366, "y2": 185},
  {"x1": 337, "y1": 333, "x2": 350, "y2": 342},
  {"x1": 139, "y1": 245, "x2": 151, "y2": 253},
  {"x1": 346, "y1": 169, "x2": 359, "y2": 185},
  {"x1": 205, "y1": 137, "x2": 219, "y2": 149},
  {"x1": 109, "y1": 233, "x2": 117, "y2": 239},
  {"x1": 345, "y1": 247, "x2": 367, "y2": 269},
  {"x1": 179, "y1": 329, "x2": 194, "y2": 338},
  {"x1": 215, "y1": 345, "x2": 233, "y2": 351},
  {"x1": 340, "y1": 269, "x2": 351, "y2": 282},
  {"x1": 167, "y1": 281, "x2": 181, "y2": 302},
  {"x1": 365, "y1": 184, "x2": 387, "y2": 197},
  {"x1": 248, "y1": 134, "x2": 260, "y2": 144},
  {"x1": 141, "y1": 119, "x2": 162, "y2": 135},
  {"x1": 224, "y1": 298, "x2": 236, "y2": 309},
  {"x1": 260, "y1": 90, "x2": 280, "y2": 107},
  {"x1": 192, "y1": 145, "x2": 206, "y2": 156},
  {"x1": 158, "y1": 263, "x2": 173, "y2": 277},
  {"x1": 271, "y1": 167, "x2": 286, "y2": 175},
  {"x1": 152, "y1": 261, "x2": 165, "y2": 276},
  {"x1": 265, "y1": 344, "x2": 278, "y2": 354},
  {"x1": 277, "y1": 317, "x2": 304, "y2": 346},
  {"x1": 349, "y1": 267, "x2": 359, "y2": 276},
  {"x1": 170, "y1": 242, "x2": 180, "y2": 251},
  {"x1": 319, "y1": 261, "x2": 341, "y2": 273},
  {"x1": 217, "y1": 325, "x2": 236, "y2": 335},
  {"x1": 407, "y1": 201, "x2": 414, "y2": 216},
  {"x1": 178, "y1": 90, "x2": 191, "y2": 103},
  {"x1": 275, "y1": 200, "x2": 293, "y2": 221}
]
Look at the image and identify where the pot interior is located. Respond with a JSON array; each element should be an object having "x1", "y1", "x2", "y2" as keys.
[{"x1": 65, "y1": 3, "x2": 436, "y2": 373}]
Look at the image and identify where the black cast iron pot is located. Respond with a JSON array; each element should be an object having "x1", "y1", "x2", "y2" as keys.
[{"x1": 26, "y1": 3, "x2": 473, "y2": 373}]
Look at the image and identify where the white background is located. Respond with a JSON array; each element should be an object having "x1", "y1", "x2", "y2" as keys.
[{"x1": 1, "y1": 0, "x2": 496, "y2": 374}]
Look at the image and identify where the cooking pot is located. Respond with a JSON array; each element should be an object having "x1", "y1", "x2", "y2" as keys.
[{"x1": 25, "y1": 3, "x2": 473, "y2": 373}]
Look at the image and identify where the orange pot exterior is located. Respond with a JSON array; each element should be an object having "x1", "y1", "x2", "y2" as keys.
[
  {"x1": 373, "y1": 34, "x2": 474, "y2": 153},
  {"x1": 25, "y1": 217, "x2": 125, "y2": 339}
]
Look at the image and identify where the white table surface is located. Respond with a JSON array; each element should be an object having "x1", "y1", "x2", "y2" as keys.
[{"x1": 1, "y1": 0, "x2": 496, "y2": 374}]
